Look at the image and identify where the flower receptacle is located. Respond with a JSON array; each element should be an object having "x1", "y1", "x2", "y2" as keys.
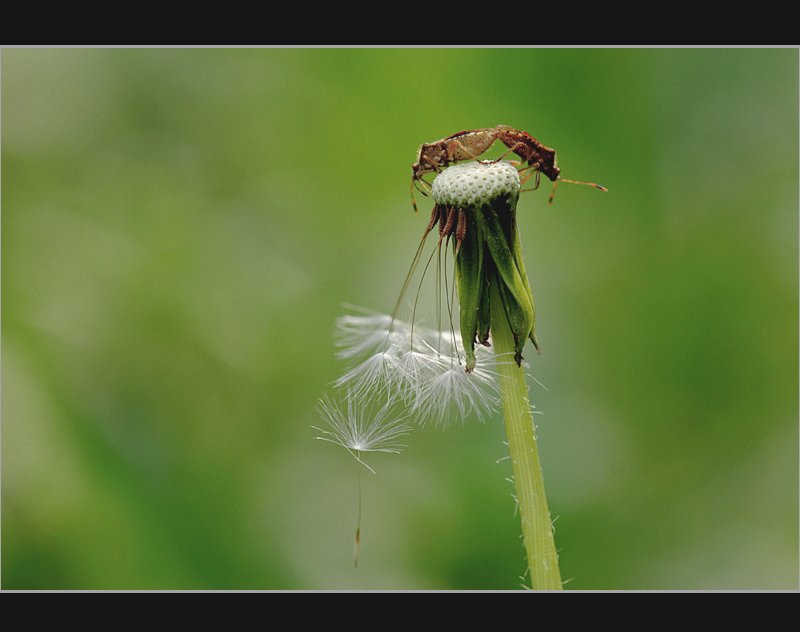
[{"x1": 432, "y1": 161, "x2": 538, "y2": 371}]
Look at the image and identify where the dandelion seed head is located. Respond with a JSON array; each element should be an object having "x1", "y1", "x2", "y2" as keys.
[{"x1": 431, "y1": 160, "x2": 520, "y2": 208}]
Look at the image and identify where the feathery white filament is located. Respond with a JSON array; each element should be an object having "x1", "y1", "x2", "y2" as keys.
[
  {"x1": 314, "y1": 393, "x2": 412, "y2": 473},
  {"x1": 325, "y1": 309, "x2": 503, "y2": 429}
]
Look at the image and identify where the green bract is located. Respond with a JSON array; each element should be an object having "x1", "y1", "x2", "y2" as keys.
[{"x1": 432, "y1": 162, "x2": 539, "y2": 372}]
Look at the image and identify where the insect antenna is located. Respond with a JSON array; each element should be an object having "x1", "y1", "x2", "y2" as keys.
[{"x1": 548, "y1": 177, "x2": 608, "y2": 205}]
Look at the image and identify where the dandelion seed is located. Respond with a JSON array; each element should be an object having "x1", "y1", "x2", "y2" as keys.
[
  {"x1": 329, "y1": 305, "x2": 510, "y2": 430},
  {"x1": 314, "y1": 392, "x2": 412, "y2": 473},
  {"x1": 412, "y1": 354, "x2": 502, "y2": 427},
  {"x1": 334, "y1": 309, "x2": 403, "y2": 362},
  {"x1": 388, "y1": 346, "x2": 444, "y2": 405},
  {"x1": 313, "y1": 389, "x2": 412, "y2": 568},
  {"x1": 413, "y1": 323, "x2": 461, "y2": 359},
  {"x1": 333, "y1": 349, "x2": 400, "y2": 400}
]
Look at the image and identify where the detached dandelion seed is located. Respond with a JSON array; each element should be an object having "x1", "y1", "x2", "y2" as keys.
[
  {"x1": 314, "y1": 393, "x2": 411, "y2": 473},
  {"x1": 314, "y1": 392, "x2": 411, "y2": 567}
]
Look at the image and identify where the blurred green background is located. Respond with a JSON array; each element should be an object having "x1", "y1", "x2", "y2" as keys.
[{"x1": 2, "y1": 48, "x2": 797, "y2": 590}]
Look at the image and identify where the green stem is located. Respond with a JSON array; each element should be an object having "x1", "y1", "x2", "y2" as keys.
[{"x1": 490, "y1": 279, "x2": 562, "y2": 590}]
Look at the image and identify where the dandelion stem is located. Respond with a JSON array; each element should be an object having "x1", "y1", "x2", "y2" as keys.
[{"x1": 490, "y1": 277, "x2": 562, "y2": 590}]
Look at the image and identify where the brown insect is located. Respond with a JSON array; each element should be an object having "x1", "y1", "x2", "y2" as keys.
[
  {"x1": 493, "y1": 124, "x2": 607, "y2": 205},
  {"x1": 410, "y1": 125, "x2": 607, "y2": 210},
  {"x1": 410, "y1": 128, "x2": 499, "y2": 213}
]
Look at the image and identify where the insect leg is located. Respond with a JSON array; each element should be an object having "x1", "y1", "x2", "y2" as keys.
[
  {"x1": 492, "y1": 141, "x2": 526, "y2": 163},
  {"x1": 411, "y1": 176, "x2": 434, "y2": 213}
]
